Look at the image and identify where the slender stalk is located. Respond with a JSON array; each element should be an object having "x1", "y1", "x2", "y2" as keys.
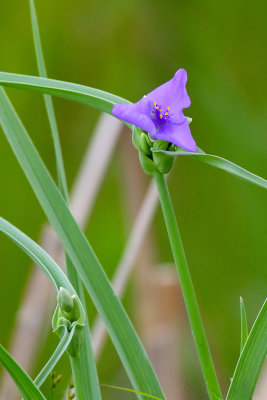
[
  {"x1": 153, "y1": 172, "x2": 222, "y2": 400},
  {"x1": 29, "y1": 1, "x2": 100, "y2": 399}
]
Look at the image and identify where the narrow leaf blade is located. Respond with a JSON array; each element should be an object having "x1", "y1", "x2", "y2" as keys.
[
  {"x1": 0, "y1": 345, "x2": 46, "y2": 400},
  {"x1": 153, "y1": 148, "x2": 267, "y2": 190},
  {"x1": 0, "y1": 217, "x2": 75, "y2": 295},
  {"x1": 0, "y1": 72, "x2": 130, "y2": 116},
  {"x1": 226, "y1": 299, "x2": 267, "y2": 400},
  {"x1": 240, "y1": 297, "x2": 248, "y2": 352}
]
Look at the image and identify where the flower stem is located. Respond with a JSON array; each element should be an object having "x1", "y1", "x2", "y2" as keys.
[{"x1": 153, "y1": 172, "x2": 222, "y2": 400}]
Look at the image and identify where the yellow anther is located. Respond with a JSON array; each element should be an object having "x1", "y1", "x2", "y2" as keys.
[
  {"x1": 155, "y1": 106, "x2": 159, "y2": 109},
  {"x1": 167, "y1": 106, "x2": 170, "y2": 111},
  {"x1": 154, "y1": 101, "x2": 157, "y2": 106},
  {"x1": 160, "y1": 114, "x2": 163, "y2": 119},
  {"x1": 159, "y1": 109, "x2": 162, "y2": 112},
  {"x1": 165, "y1": 112, "x2": 168, "y2": 116}
]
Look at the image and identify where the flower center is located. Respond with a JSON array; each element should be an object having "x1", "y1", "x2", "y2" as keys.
[{"x1": 151, "y1": 101, "x2": 171, "y2": 127}]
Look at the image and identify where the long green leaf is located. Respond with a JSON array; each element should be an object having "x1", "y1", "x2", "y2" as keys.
[
  {"x1": 153, "y1": 148, "x2": 267, "y2": 190},
  {"x1": 0, "y1": 217, "x2": 75, "y2": 295},
  {"x1": 226, "y1": 299, "x2": 267, "y2": 400},
  {"x1": 0, "y1": 88, "x2": 165, "y2": 400},
  {"x1": 239, "y1": 297, "x2": 248, "y2": 352},
  {"x1": 0, "y1": 345, "x2": 45, "y2": 400},
  {"x1": 28, "y1": 2, "x2": 101, "y2": 399},
  {"x1": 0, "y1": 72, "x2": 130, "y2": 116}
]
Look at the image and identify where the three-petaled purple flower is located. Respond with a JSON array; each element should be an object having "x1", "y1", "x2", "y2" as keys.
[{"x1": 112, "y1": 69, "x2": 197, "y2": 152}]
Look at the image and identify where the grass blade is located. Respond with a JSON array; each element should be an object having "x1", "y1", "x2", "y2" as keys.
[
  {"x1": 0, "y1": 72, "x2": 130, "y2": 117},
  {"x1": 0, "y1": 345, "x2": 45, "y2": 400},
  {"x1": 100, "y1": 383, "x2": 163, "y2": 400},
  {"x1": 153, "y1": 148, "x2": 267, "y2": 190},
  {"x1": 0, "y1": 88, "x2": 165, "y2": 400},
  {"x1": 240, "y1": 297, "x2": 248, "y2": 352},
  {"x1": 0, "y1": 217, "x2": 75, "y2": 295},
  {"x1": 226, "y1": 299, "x2": 267, "y2": 400}
]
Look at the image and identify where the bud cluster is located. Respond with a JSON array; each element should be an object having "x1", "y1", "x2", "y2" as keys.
[
  {"x1": 53, "y1": 287, "x2": 84, "y2": 357},
  {"x1": 132, "y1": 128, "x2": 176, "y2": 175},
  {"x1": 57, "y1": 287, "x2": 81, "y2": 323}
]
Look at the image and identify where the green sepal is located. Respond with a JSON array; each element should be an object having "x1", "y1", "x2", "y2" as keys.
[
  {"x1": 56, "y1": 316, "x2": 72, "y2": 331},
  {"x1": 70, "y1": 295, "x2": 81, "y2": 322},
  {"x1": 140, "y1": 132, "x2": 152, "y2": 156},
  {"x1": 138, "y1": 151, "x2": 157, "y2": 176},
  {"x1": 152, "y1": 140, "x2": 175, "y2": 174},
  {"x1": 132, "y1": 127, "x2": 142, "y2": 150}
]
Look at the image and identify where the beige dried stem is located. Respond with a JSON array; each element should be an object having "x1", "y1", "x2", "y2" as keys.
[
  {"x1": 91, "y1": 180, "x2": 159, "y2": 359},
  {"x1": 0, "y1": 113, "x2": 122, "y2": 400}
]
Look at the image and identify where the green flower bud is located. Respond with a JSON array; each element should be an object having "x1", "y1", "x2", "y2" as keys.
[
  {"x1": 57, "y1": 287, "x2": 73, "y2": 313},
  {"x1": 138, "y1": 151, "x2": 157, "y2": 176},
  {"x1": 56, "y1": 316, "x2": 72, "y2": 331},
  {"x1": 140, "y1": 132, "x2": 152, "y2": 156},
  {"x1": 152, "y1": 140, "x2": 175, "y2": 174},
  {"x1": 57, "y1": 288, "x2": 81, "y2": 323},
  {"x1": 70, "y1": 295, "x2": 81, "y2": 322},
  {"x1": 168, "y1": 143, "x2": 177, "y2": 152},
  {"x1": 132, "y1": 128, "x2": 175, "y2": 175},
  {"x1": 132, "y1": 127, "x2": 142, "y2": 151}
]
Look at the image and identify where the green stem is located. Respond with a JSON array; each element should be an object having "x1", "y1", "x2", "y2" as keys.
[
  {"x1": 67, "y1": 269, "x2": 102, "y2": 400},
  {"x1": 153, "y1": 172, "x2": 222, "y2": 400}
]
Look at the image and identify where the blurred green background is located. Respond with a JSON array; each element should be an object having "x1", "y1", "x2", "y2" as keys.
[{"x1": 0, "y1": 0, "x2": 266, "y2": 399}]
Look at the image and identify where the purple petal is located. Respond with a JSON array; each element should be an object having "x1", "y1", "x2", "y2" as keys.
[
  {"x1": 112, "y1": 96, "x2": 156, "y2": 135},
  {"x1": 151, "y1": 118, "x2": 197, "y2": 152},
  {"x1": 146, "y1": 69, "x2": 191, "y2": 123}
]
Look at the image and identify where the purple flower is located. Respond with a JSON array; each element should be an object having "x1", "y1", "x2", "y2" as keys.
[{"x1": 112, "y1": 69, "x2": 197, "y2": 152}]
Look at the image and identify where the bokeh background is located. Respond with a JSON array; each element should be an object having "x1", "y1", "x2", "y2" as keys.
[{"x1": 0, "y1": 0, "x2": 266, "y2": 399}]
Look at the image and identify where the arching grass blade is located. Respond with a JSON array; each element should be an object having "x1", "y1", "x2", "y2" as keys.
[
  {"x1": 240, "y1": 297, "x2": 248, "y2": 353},
  {"x1": 226, "y1": 299, "x2": 267, "y2": 400},
  {"x1": 153, "y1": 148, "x2": 267, "y2": 190},
  {"x1": 0, "y1": 345, "x2": 46, "y2": 400}
]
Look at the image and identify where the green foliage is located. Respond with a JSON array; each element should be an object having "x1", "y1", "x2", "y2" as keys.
[
  {"x1": 153, "y1": 148, "x2": 267, "y2": 190},
  {"x1": 0, "y1": 88, "x2": 165, "y2": 400},
  {"x1": 240, "y1": 297, "x2": 248, "y2": 352},
  {"x1": 226, "y1": 299, "x2": 267, "y2": 400},
  {"x1": 0, "y1": 345, "x2": 45, "y2": 400},
  {"x1": 0, "y1": 72, "x2": 130, "y2": 118}
]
